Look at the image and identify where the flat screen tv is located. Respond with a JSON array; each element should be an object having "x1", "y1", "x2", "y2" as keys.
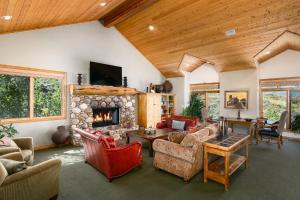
[{"x1": 90, "y1": 62, "x2": 122, "y2": 86}]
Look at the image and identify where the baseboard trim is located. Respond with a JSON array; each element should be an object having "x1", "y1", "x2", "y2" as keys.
[
  {"x1": 283, "y1": 136, "x2": 300, "y2": 142},
  {"x1": 34, "y1": 144, "x2": 56, "y2": 151}
]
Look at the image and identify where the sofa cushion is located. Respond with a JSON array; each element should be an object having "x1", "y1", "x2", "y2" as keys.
[
  {"x1": 21, "y1": 149, "x2": 32, "y2": 162},
  {"x1": 100, "y1": 136, "x2": 116, "y2": 149},
  {"x1": 172, "y1": 120, "x2": 185, "y2": 130},
  {"x1": 0, "y1": 158, "x2": 27, "y2": 175},
  {"x1": 0, "y1": 162, "x2": 8, "y2": 185},
  {"x1": 180, "y1": 129, "x2": 210, "y2": 147},
  {"x1": 204, "y1": 124, "x2": 218, "y2": 136},
  {"x1": 168, "y1": 132, "x2": 187, "y2": 144}
]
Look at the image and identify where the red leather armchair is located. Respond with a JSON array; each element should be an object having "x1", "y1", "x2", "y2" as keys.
[
  {"x1": 74, "y1": 128, "x2": 143, "y2": 181},
  {"x1": 156, "y1": 115, "x2": 198, "y2": 133}
]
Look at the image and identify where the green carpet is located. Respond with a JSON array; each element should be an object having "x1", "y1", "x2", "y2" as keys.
[{"x1": 35, "y1": 141, "x2": 300, "y2": 200}]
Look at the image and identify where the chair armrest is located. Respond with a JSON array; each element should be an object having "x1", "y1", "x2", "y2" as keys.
[
  {"x1": 106, "y1": 142, "x2": 142, "y2": 161},
  {"x1": 186, "y1": 126, "x2": 198, "y2": 133},
  {"x1": 0, "y1": 152, "x2": 23, "y2": 161},
  {"x1": 156, "y1": 122, "x2": 168, "y2": 129},
  {"x1": 153, "y1": 139, "x2": 195, "y2": 163},
  {"x1": 12, "y1": 137, "x2": 33, "y2": 151},
  {"x1": 2, "y1": 158, "x2": 62, "y2": 186},
  {"x1": 0, "y1": 147, "x2": 19, "y2": 156}
]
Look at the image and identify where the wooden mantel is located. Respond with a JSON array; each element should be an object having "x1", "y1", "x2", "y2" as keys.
[{"x1": 70, "y1": 85, "x2": 139, "y2": 96}]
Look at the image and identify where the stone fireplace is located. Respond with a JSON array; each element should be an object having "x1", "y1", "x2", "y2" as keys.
[
  {"x1": 92, "y1": 107, "x2": 120, "y2": 128},
  {"x1": 70, "y1": 92, "x2": 137, "y2": 146}
]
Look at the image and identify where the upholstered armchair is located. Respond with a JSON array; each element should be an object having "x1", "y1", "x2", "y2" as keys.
[
  {"x1": 74, "y1": 128, "x2": 143, "y2": 181},
  {"x1": 0, "y1": 152, "x2": 61, "y2": 200},
  {"x1": 153, "y1": 125, "x2": 218, "y2": 182},
  {"x1": 256, "y1": 111, "x2": 288, "y2": 149},
  {"x1": 0, "y1": 137, "x2": 34, "y2": 166}
]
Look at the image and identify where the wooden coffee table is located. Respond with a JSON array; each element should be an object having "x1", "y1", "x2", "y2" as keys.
[
  {"x1": 126, "y1": 129, "x2": 170, "y2": 157},
  {"x1": 203, "y1": 133, "x2": 250, "y2": 191}
]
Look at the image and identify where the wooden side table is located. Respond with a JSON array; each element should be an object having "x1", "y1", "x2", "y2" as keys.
[
  {"x1": 126, "y1": 129, "x2": 170, "y2": 157},
  {"x1": 203, "y1": 133, "x2": 250, "y2": 191}
]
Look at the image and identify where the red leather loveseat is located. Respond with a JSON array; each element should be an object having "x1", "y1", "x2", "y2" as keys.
[
  {"x1": 156, "y1": 115, "x2": 199, "y2": 133},
  {"x1": 74, "y1": 128, "x2": 143, "y2": 181}
]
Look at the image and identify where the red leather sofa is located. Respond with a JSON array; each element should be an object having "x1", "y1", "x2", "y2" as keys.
[
  {"x1": 156, "y1": 115, "x2": 199, "y2": 133},
  {"x1": 74, "y1": 128, "x2": 143, "y2": 181}
]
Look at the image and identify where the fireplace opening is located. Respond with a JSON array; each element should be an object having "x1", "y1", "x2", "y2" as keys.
[{"x1": 92, "y1": 107, "x2": 120, "y2": 127}]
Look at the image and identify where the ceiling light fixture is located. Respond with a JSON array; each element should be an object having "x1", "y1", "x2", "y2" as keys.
[
  {"x1": 1, "y1": 15, "x2": 12, "y2": 21},
  {"x1": 225, "y1": 28, "x2": 237, "y2": 37},
  {"x1": 100, "y1": 2, "x2": 107, "y2": 6},
  {"x1": 148, "y1": 25, "x2": 155, "y2": 31}
]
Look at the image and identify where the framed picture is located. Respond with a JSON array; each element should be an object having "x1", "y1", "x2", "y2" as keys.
[{"x1": 224, "y1": 90, "x2": 248, "y2": 109}]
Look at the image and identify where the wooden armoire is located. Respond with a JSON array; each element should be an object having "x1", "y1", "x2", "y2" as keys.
[{"x1": 138, "y1": 93, "x2": 161, "y2": 128}]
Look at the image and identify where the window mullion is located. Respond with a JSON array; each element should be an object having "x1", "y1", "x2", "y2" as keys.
[{"x1": 29, "y1": 77, "x2": 34, "y2": 118}]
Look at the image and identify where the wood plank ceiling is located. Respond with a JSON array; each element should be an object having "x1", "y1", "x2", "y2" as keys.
[
  {"x1": 0, "y1": 0, "x2": 128, "y2": 34},
  {"x1": 0, "y1": 0, "x2": 299, "y2": 77},
  {"x1": 115, "y1": 0, "x2": 300, "y2": 77}
]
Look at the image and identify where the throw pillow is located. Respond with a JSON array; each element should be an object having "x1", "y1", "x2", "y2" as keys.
[
  {"x1": 0, "y1": 137, "x2": 11, "y2": 147},
  {"x1": 180, "y1": 134, "x2": 197, "y2": 147},
  {"x1": 172, "y1": 120, "x2": 185, "y2": 130},
  {"x1": 168, "y1": 132, "x2": 187, "y2": 144},
  {"x1": 0, "y1": 159, "x2": 27, "y2": 175}
]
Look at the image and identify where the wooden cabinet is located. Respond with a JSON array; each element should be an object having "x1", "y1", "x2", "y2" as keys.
[
  {"x1": 138, "y1": 93, "x2": 161, "y2": 128},
  {"x1": 138, "y1": 93, "x2": 176, "y2": 128}
]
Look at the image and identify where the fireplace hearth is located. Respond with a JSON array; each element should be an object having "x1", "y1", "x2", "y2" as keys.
[{"x1": 92, "y1": 107, "x2": 120, "y2": 127}]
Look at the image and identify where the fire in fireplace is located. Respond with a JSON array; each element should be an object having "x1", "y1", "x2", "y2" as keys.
[{"x1": 92, "y1": 107, "x2": 120, "y2": 127}]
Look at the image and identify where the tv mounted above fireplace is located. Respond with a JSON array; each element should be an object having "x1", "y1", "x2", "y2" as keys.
[{"x1": 90, "y1": 61, "x2": 122, "y2": 87}]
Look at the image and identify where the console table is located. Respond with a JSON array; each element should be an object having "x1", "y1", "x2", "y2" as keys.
[
  {"x1": 203, "y1": 133, "x2": 250, "y2": 191},
  {"x1": 225, "y1": 118, "x2": 256, "y2": 139}
]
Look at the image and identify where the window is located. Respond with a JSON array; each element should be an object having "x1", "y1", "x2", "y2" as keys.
[
  {"x1": 260, "y1": 77, "x2": 300, "y2": 128},
  {"x1": 0, "y1": 65, "x2": 66, "y2": 123},
  {"x1": 190, "y1": 83, "x2": 220, "y2": 120}
]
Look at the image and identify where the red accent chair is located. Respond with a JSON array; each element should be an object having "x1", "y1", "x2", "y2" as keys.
[
  {"x1": 156, "y1": 115, "x2": 199, "y2": 133},
  {"x1": 74, "y1": 128, "x2": 143, "y2": 181}
]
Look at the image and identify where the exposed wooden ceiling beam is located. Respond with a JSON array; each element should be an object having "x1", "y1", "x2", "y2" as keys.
[{"x1": 101, "y1": 0, "x2": 159, "y2": 28}]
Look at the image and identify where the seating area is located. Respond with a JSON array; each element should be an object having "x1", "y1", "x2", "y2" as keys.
[{"x1": 0, "y1": 1, "x2": 300, "y2": 199}]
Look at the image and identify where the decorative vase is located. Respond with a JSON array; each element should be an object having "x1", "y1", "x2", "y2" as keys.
[
  {"x1": 163, "y1": 80, "x2": 173, "y2": 93},
  {"x1": 155, "y1": 85, "x2": 163, "y2": 93},
  {"x1": 77, "y1": 74, "x2": 82, "y2": 85},
  {"x1": 123, "y1": 76, "x2": 128, "y2": 87},
  {"x1": 52, "y1": 126, "x2": 70, "y2": 146}
]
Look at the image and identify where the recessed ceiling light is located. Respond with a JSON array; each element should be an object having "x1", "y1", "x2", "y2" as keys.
[
  {"x1": 225, "y1": 28, "x2": 237, "y2": 37},
  {"x1": 1, "y1": 15, "x2": 12, "y2": 21},
  {"x1": 148, "y1": 25, "x2": 155, "y2": 31},
  {"x1": 265, "y1": 51, "x2": 271, "y2": 55},
  {"x1": 100, "y1": 2, "x2": 107, "y2": 6}
]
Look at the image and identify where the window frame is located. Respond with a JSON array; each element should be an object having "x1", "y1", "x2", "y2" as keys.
[
  {"x1": 190, "y1": 82, "x2": 220, "y2": 119},
  {"x1": 259, "y1": 77, "x2": 300, "y2": 129},
  {"x1": 0, "y1": 64, "x2": 67, "y2": 124}
]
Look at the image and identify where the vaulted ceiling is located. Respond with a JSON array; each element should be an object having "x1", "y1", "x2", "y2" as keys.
[
  {"x1": 116, "y1": 0, "x2": 300, "y2": 77},
  {"x1": 0, "y1": 0, "x2": 300, "y2": 77},
  {"x1": 0, "y1": 0, "x2": 127, "y2": 34}
]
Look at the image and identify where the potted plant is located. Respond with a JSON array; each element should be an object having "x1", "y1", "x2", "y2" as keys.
[
  {"x1": 291, "y1": 114, "x2": 300, "y2": 133},
  {"x1": 0, "y1": 123, "x2": 18, "y2": 139},
  {"x1": 183, "y1": 94, "x2": 205, "y2": 122}
]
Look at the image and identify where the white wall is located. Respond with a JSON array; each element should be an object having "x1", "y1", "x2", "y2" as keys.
[
  {"x1": 258, "y1": 50, "x2": 300, "y2": 79},
  {"x1": 169, "y1": 77, "x2": 185, "y2": 115},
  {"x1": 0, "y1": 21, "x2": 163, "y2": 146},
  {"x1": 219, "y1": 69, "x2": 258, "y2": 119},
  {"x1": 190, "y1": 64, "x2": 219, "y2": 84}
]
